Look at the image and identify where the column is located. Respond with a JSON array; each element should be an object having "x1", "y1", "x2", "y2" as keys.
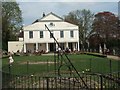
[
  {"x1": 73, "y1": 42, "x2": 76, "y2": 51},
  {"x1": 46, "y1": 43, "x2": 49, "y2": 52},
  {"x1": 66, "y1": 42, "x2": 68, "y2": 48},
  {"x1": 56, "y1": 43, "x2": 58, "y2": 51},
  {"x1": 36, "y1": 43, "x2": 38, "y2": 52},
  {"x1": 75, "y1": 43, "x2": 77, "y2": 49},
  {"x1": 99, "y1": 44, "x2": 102, "y2": 53},
  {"x1": 88, "y1": 41, "x2": 90, "y2": 52},
  {"x1": 77, "y1": 42, "x2": 80, "y2": 51},
  {"x1": 24, "y1": 43, "x2": 26, "y2": 53}
]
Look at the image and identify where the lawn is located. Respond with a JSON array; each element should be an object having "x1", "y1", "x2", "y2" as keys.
[{"x1": 2, "y1": 54, "x2": 120, "y2": 76}]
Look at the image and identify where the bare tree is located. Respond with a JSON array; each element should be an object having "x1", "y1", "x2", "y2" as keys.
[{"x1": 64, "y1": 9, "x2": 94, "y2": 51}]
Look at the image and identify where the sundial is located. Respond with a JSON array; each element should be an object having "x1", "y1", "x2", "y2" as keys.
[{"x1": 45, "y1": 24, "x2": 88, "y2": 89}]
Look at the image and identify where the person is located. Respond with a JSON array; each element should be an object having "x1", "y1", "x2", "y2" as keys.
[
  {"x1": 58, "y1": 47, "x2": 61, "y2": 51},
  {"x1": 9, "y1": 55, "x2": 14, "y2": 66},
  {"x1": 107, "y1": 49, "x2": 110, "y2": 55},
  {"x1": 113, "y1": 49, "x2": 115, "y2": 55}
]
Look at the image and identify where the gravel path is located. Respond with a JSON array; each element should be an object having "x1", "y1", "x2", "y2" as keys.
[{"x1": 20, "y1": 61, "x2": 55, "y2": 64}]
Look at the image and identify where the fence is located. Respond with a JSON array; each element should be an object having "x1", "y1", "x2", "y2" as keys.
[{"x1": 2, "y1": 71, "x2": 120, "y2": 89}]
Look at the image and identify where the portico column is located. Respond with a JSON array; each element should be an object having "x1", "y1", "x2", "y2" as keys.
[
  {"x1": 77, "y1": 42, "x2": 80, "y2": 51},
  {"x1": 36, "y1": 43, "x2": 38, "y2": 52},
  {"x1": 75, "y1": 43, "x2": 77, "y2": 50},
  {"x1": 73, "y1": 43, "x2": 76, "y2": 51},
  {"x1": 56, "y1": 43, "x2": 58, "y2": 51},
  {"x1": 66, "y1": 42, "x2": 68, "y2": 48},
  {"x1": 46, "y1": 43, "x2": 49, "y2": 52},
  {"x1": 24, "y1": 43, "x2": 26, "y2": 53}
]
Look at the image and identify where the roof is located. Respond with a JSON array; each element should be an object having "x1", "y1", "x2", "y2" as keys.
[
  {"x1": 23, "y1": 12, "x2": 78, "y2": 30},
  {"x1": 23, "y1": 21, "x2": 78, "y2": 30},
  {"x1": 40, "y1": 12, "x2": 63, "y2": 21}
]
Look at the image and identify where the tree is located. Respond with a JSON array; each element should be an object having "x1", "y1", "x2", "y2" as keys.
[
  {"x1": 92, "y1": 11, "x2": 119, "y2": 52},
  {"x1": 64, "y1": 9, "x2": 94, "y2": 51},
  {"x1": 2, "y1": 2, "x2": 22, "y2": 50}
]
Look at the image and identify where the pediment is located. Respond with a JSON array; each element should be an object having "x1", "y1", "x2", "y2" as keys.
[{"x1": 40, "y1": 12, "x2": 63, "y2": 21}]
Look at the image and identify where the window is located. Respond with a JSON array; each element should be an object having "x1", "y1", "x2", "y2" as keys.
[
  {"x1": 29, "y1": 31, "x2": 33, "y2": 38},
  {"x1": 60, "y1": 31, "x2": 64, "y2": 38},
  {"x1": 40, "y1": 31, "x2": 43, "y2": 38},
  {"x1": 50, "y1": 22, "x2": 53, "y2": 26},
  {"x1": 50, "y1": 31, "x2": 53, "y2": 38},
  {"x1": 49, "y1": 22, "x2": 55, "y2": 26},
  {"x1": 70, "y1": 31, "x2": 74, "y2": 37}
]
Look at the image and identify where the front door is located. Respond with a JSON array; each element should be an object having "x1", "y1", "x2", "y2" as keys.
[
  {"x1": 50, "y1": 43, "x2": 56, "y2": 52},
  {"x1": 68, "y1": 43, "x2": 73, "y2": 51},
  {"x1": 60, "y1": 43, "x2": 64, "y2": 50}
]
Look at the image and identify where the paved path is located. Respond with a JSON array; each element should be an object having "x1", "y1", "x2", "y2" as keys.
[
  {"x1": 42, "y1": 53, "x2": 120, "y2": 61},
  {"x1": 107, "y1": 55, "x2": 120, "y2": 60},
  {"x1": 42, "y1": 53, "x2": 54, "y2": 56}
]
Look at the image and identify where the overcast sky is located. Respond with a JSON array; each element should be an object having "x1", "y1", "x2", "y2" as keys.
[{"x1": 16, "y1": 0, "x2": 119, "y2": 25}]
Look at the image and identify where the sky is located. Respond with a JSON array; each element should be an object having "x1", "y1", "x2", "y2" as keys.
[
  {"x1": 16, "y1": 0, "x2": 119, "y2": 25},
  {"x1": 16, "y1": 0, "x2": 119, "y2": 2}
]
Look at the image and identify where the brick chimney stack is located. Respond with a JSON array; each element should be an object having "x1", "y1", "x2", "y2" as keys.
[{"x1": 43, "y1": 12, "x2": 45, "y2": 17}]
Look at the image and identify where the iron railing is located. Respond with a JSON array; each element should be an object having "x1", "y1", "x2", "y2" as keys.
[{"x1": 2, "y1": 72, "x2": 120, "y2": 89}]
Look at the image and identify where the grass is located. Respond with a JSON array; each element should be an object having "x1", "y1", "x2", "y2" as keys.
[{"x1": 2, "y1": 54, "x2": 120, "y2": 75}]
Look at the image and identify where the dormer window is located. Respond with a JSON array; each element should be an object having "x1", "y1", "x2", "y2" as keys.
[
  {"x1": 49, "y1": 22, "x2": 55, "y2": 26},
  {"x1": 50, "y1": 22, "x2": 53, "y2": 26}
]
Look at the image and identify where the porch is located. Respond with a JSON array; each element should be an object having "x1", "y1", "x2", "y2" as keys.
[{"x1": 23, "y1": 42, "x2": 79, "y2": 53}]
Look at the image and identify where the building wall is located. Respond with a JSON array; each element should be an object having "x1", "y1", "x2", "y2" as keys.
[
  {"x1": 24, "y1": 30, "x2": 79, "y2": 43},
  {"x1": 8, "y1": 13, "x2": 80, "y2": 53},
  {"x1": 8, "y1": 41, "x2": 23, "y2": 53},
  {"x1": 19, "y1": 38, "x2": 23, "y2": 41}
]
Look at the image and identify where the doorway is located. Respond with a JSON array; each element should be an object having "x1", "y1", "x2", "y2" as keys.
[
  {"x1": 68, "y1": 43, "x2": 73, "y2": 51},
  {"x1": 50, "y1": 43, "x2": 56, "y2": 52}
]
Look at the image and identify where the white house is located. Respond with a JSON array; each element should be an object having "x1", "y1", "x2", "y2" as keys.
[{"x1": 8, "y1": 12, "x2": 79, "y2": 53}]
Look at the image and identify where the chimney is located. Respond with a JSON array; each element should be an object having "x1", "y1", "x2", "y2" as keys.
[{"x1": 43, "y1": 12, "x2": 45, "y2": 17}]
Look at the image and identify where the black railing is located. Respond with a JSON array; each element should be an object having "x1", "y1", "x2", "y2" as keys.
[{"x1": 2, "y1": 72, "x2": 120, "y2": 89}]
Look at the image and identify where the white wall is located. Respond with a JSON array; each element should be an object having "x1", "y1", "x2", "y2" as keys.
[
  {"x1": 23, "y1": 13, "x2": 79, "y2": 44},
  {"x1": 19, "y1": 38, "x2": 23, "y2": 41},
  {"x1": 8, "y1": 41, "x2": 23, "y2": 53},
  {"x1": 24, "y1": 29, "x2": 79, "y2": 43}
]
